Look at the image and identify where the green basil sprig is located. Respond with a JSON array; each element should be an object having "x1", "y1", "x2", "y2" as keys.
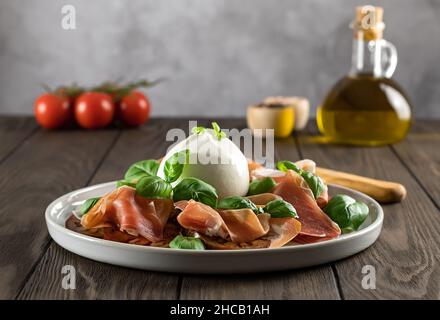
[
  {"x1": 264, "y1": 199, "x2": 298, "y2": 218},
  {"x1": 124, "y1": 160, "x2": 159, "y2": 183},
  {"x1": 164, "y1": 149, "x2": 189, "y2": 183},
  {"x1": 247, "y1": 177, "x2": 277, "y2": 196},
  {"x1": 79, "y1": 197, "x2": 100, "y2": 217},
  {"x1": 191, "y1": 126, "x2": 205, "y2": 135},
  {"x1": 172, "y1": 177, "x2": 218, "y2": 208},
  {"x1": 190, "y1": 122, "x2": 226, "y2": 140},
  {"x1": 276, "y1": 160, "x2": 301, "y2": 173},
  {"x1": 217, "y1": 196, "x2": 263, "y2": 214},
  {"x1": 323, "y1": 195, "x2": 369, "y2": 233},
  {"x1": 136, "y1": 175, "x2": 172, "y2": 199},
  {"x1": 169, "y1": 235, "x2": 205, "y2": 250},
  {"x1": 276, "y1": 160, "x2": 325, "y2": 199},
  {"x1": 301, "y1": 171, "x2": 325, "y2": 199},
  {"x1": 211, "y1": 122, "x2": 226, "y2": 140}
]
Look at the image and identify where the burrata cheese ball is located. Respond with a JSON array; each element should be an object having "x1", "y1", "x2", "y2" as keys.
[{"x1": 157, "y1": 128, "x2": 249, "y2": 198}]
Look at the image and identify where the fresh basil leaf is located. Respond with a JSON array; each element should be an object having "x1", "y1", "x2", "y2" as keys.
[
  {"x1": 80, "y1": 197, "x2": 100, "y2": 216},
  {"x1": 136, "y1": 175, "x2": 172, "y2": 199},
  {"x1": 172, "y1": 177, "x2": 218, "y2": 208},
  {"x1": 264, "y1": 199, "x2": 298, "y2": 218},
  {"x1": 247, "y1": 177, "x2": 277, "y2": 196},
  {"x1": 116, "y1": 180, "x2": 136, "y2": 188},
  {"x1": 347, "y1": 201, "x2": 369, "y2": 231},
  {"x1": 324, "y1": 195, "x2": 354, "y2": 229},
  {"x1": 323, "y1": 195, "x2": 369, "y2": 233},
  {"x1": 211, "y1": 122, "x2": 226, "y2": 140},
  {"x1": 164, "y1": 149, "x2": 189, "y2": 183},
  {"x1": 301, "y1": 171, "x2": 325, "y2": 199},
  {"x1": 169, "y1": 235, "x2": 205, "y2": 250},
  {"x1": 218, "y1": 196, "x2": 263, "y2": 214},
  {"x1": 192, "y1": 126, "x2": 205, "y2": 135},
  {"x1": 124, "y1": 160, "x2": 159, "y2": 183},
  {"x1": 276, "y1": 160, "x2": 301, "y2": 173}
]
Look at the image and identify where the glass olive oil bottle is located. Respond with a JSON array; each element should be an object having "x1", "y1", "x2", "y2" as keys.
[{"x1": 317, "y1": 6, "x2": 412, "y2": 146}]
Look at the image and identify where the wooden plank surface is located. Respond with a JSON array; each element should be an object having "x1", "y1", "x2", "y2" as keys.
[
  {"x1": 0, "y1": 116, "x2": 37, "y2": 163},
  {"x1": 180, "y1": 268, "x2": 339, "y2": 300},
  {"x1": 180, "y1": 131, "x2": 340, "y2": 300},
  {"x1": 4, "y1": 118, "x2": 440, "y2": 300},
  {"x1": 392, "y1": 121, "x2": 440, "y2": 209},
  {"x1": 0, "y1": 127, "x2": 119, "y2": 299},
  {"x1": 297, "y1": 123, "x2": 440, "y2": 299}
]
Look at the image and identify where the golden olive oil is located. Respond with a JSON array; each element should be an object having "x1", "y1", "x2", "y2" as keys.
[
  {"x1": 318, "y1": 6, "x2": 412, "y2": 146},
  {"x1": 317, "y1": 75, "x2": 411, "y2": 146}
]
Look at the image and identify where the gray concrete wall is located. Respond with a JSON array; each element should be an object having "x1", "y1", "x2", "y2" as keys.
[{"x1": 1, "y1": 0, "x2": 439, "y2": 118}]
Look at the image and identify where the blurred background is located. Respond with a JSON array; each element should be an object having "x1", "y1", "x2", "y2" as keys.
[{"x1": 0, "y1": 0, "x2": 439, "y2": 118}]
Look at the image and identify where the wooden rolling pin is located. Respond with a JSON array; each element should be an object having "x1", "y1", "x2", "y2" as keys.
[{"x1": 316, "y1": 167, "x2": 407, "y2": 203}]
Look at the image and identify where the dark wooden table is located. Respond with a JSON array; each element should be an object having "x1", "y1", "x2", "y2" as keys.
[{"x1": 1, "y1": 116, "x2": 439, "y2": 300}]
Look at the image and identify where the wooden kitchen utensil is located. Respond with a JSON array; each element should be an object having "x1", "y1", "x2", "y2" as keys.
[{"x1": 316, "y1": 167, "x2": 406, "y2": 203}]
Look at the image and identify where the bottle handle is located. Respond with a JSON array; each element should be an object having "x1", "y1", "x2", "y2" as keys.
[{"x1": 381, "y1": 40, "x2": 398, "y2": 78}]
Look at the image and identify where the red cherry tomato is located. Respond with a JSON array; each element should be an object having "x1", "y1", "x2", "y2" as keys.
[
  {"x1": 74, "y1": 92, "x2": 115, "y2": 129},
  {"x1": 118, "y1": 91, "x2": 151, "y2": 126},
  {"x1": 34, "y1": 93, "x2": 72, "y2": 129}
]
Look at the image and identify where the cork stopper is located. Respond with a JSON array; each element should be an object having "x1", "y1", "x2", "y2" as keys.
[{"x1": 352, "y1": 6, "x2": 385, "y2": 40}]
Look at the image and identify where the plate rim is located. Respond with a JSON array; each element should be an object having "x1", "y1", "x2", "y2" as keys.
[{"x1": 46, "y1": 181, "x2": 384, "y2": 256}]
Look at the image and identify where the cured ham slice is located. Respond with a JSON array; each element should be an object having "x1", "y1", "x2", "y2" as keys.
[
  {"x1": 250, "y1": 159, "x2": 316, "y2": 182},
  {"x1": 263, "y1": 217, "x2": 301, "y2": 248},
  {"x1": 174, "y1": 200, "x2": 189, "y2": 211},
  {"x1": 294, "y1": 159, "x2": 316, "y2": 173},
  {"x1": 316, "y1": 188, "x2": 329, "y2": 208},
  {"x1": 293, "y1": 233, "x2": 335, "y2": 244},
  {"x1": 177, "y1": 201, "x2": 274, "y2": 244},
  {"x1": 218, "y1": 210, "x2": 270, "y2": 243},
  {"x1": 294, "y1": 159, "x2": 328, "y2": 207},
  {"x1": 65, "y1": 214, "x2": 104, "y2": 238},
  {"x1": 81, "y1": 186, "x2": 173, "y2": 242},
  {"x1": 247, "y1": 158, "x2": 263, "y2": 179},
  {"x1": 246, "y1": 193, "x2": 281, "y2": 206},
  {"x1": 177, "y1": 200, "x2": 230, "y2": 239},
  {"x1": 250, "y1": 167, "x2": 286, "y2": 183},
  {"x1": 150, "y1": 222, "x2": 182, "y2": 247},
  {"x1": 198, "y1": 216, "x2": 300, "y2": 249},
  {"x1": 273, "y1": 170, "x2": 340, "y2": 242}
]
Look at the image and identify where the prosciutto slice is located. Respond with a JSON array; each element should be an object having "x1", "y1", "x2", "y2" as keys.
[
  {"x1": 177, "y1": 200, "x2": 272, "y2": 243},
  {"x1": 273, "y1": 170, "x2": 340, "y2": 242},
  {"x1": 294, "y1": 159, "x2": 316, "y2": 173},
  {"x1": 250, "y1": 167, "x2": 286, "y2": 183},
  {"x1": 177, "y1": 200, "x2": 301, "y2": 248},
  {"x1": 177, "y1": 200, "x2": 230, "y2": 239},
  {"x1": 246, "y1": 193, "x2": 281, "y2": 206},
  {"x1": 81, "y1": 186, "x2": 173, "y2": 242},
  {"x1": 249, "y1": 159, "x2": 315, "y2": 183},
  {"x1": 247, "y1": 158, "x2": 263, "y2": 179},
  {"x1": 218, "y1": 210, "x2": 270, "y2": 243},
  {"x1": 249, "y1": 165, "x2": 329, "y2": 208},
  {"x1": 316, "y1": 189, "x2": 329, "y2": 208},
  {"x1": 263, "y1": 217, "x2": 301, "y2": 248},
  {"x1": 174, "y1": 200, "x2": 189, "y2": 211},
  {"x1": 198, "y1": 217, "x2": 300, "y2": 249},
  {"x1": 295, "y1": 159, "x2": 328, "y2": 207}
]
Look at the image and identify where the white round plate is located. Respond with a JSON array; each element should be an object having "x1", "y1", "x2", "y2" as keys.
[{"x1": 46, "y1": 182, "x2": 383, "y2": 274}]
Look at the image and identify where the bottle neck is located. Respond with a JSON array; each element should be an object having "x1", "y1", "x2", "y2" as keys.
[{"x1": 350, "y1": 38, "x2": 386, "y2": 78}]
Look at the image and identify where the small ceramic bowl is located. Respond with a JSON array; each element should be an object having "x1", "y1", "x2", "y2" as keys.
[
  {"x1": 247, "y1": 104, "x2": 295, "y2": 138},
  {"x1": 264, "y1": 96, "x2": 310, "y2": 131}
]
